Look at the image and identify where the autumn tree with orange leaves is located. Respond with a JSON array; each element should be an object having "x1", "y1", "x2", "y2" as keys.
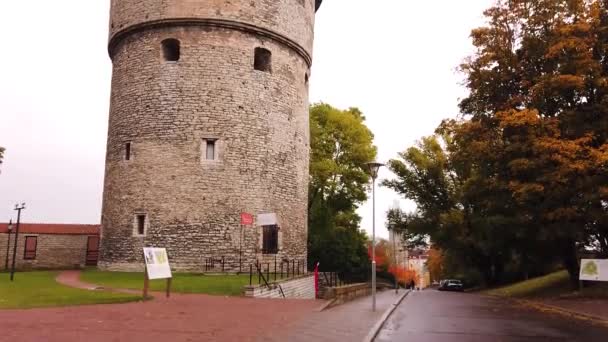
[{"x1": 386, "y1": 0, "x2": 608, "y2": 286}]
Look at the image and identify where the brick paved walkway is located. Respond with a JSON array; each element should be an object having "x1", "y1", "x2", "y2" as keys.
[
  {"x1": 266, "y1": 289, "x2": 405, "y2": 342},
  {"x1": 0, "y1": 293, "x2": 321, "y2": 342},
  {"x1": 1, "y1": 271, "x2": 323, "y2": 342},
  {"x1": 1, "y1": 271, "x2": 405, "y2": 341}
]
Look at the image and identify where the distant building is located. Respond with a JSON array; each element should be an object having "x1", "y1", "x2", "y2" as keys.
[
  {"x1": 389, "y1": 229, "x2": 408, "y2": 269},
  {"x1": 407, "y1": 249, "x2": 431, "y2": 288},
  {"x1": 0, "y1": 223, "x2": 99, "y2": 270}
]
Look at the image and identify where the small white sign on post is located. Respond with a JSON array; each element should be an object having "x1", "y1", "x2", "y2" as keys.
[
  {"x1": 580, "y1": 259, "x2": 608, "y2": 282},
  {"x1": 144, "y1": 247, "x2": 172, "y2": 279},
  {"x1": 143, "y1": 247, "x2": 173, "y2": 298}
]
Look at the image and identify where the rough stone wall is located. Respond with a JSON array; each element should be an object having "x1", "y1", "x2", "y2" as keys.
[
  {"x1": 244, "y1": 275, "x2": 315, "y2": 299},
  {"x1": 0, "y1": 233, "x2": 93, "y2": 270},
  {"x1": 109, "y1": 0, "x2": 317, "y2": 55},
  {"x1": 100, "y1": 1, "x2": 316, "y2": 271}
]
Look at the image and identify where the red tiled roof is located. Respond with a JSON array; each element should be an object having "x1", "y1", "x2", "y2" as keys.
[{"x1": 0, "y1": 223, "x2": 99, "y2": 235}]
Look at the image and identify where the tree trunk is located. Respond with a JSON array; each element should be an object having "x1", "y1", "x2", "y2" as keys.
[{"x1": 560, "y1": 239, "x2": 580, "y2": 289}]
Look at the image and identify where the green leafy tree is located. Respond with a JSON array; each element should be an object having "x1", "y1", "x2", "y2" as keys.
[
  {"x1": 458, "y1": 0, "x2": 608, "y2": 284},
  {"x1": 308, "y1": 103, "x2": 377, "y2": 277}
]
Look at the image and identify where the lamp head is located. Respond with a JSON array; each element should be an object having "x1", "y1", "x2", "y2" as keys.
[
  {"x1": 366, "y1": 162, "x2": 385, "y2": 180},
  {"x1": 7, "y1": 219, "x2": 13, "y2": 232}
]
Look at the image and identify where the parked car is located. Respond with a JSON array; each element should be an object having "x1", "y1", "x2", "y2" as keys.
[{"x1": 438, "y1": 279, "x2": 464, "y2": 291}]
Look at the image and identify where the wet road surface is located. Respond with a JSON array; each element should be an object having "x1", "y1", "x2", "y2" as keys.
[{"x1": 376, "y1": 289, "x2": 608, "y2": 341}]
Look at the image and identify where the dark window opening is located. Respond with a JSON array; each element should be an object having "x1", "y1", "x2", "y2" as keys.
[
  {"x1": 305, "y1": 72, "x2": 309, "y2": 85},
  {"x1": 262, "y1": 225, "x2": 279, "y2": 254},
  {"x1": 24, "y1": 236, "x2": 37, "y2": 260},
  {"x1": 162, "y1": 39, "x2": 180, "y2": 62},
  {"x1": 125, "y1": 142, "x2": 131, "y2": 161},
  {"x1": 204, "y1": 139, "x2": 216, "y2": 160},
  {"x1": 136, "y1": 214, "x2": 146, "y2": 235},
  {"x1": 254, "y1": 47, "x2": 272, "y2": 73}
]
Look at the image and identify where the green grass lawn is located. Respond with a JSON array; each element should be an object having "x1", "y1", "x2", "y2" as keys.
[
  {"x1": 482, "y1": 271, "x2": 570, "y2": 298},
  {"x1": 80, "y1": 269, "x2": 281, "y2": 296},
  {"x1": 482, "y1": 270, "x2": 608, "y2": 299},
  {"x1": 0, "y1": 271, "x2": 141, "y2": 309}
]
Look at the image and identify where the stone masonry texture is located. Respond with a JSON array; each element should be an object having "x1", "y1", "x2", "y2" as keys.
[
  {"x1": 0, "y1": 233, "x2": 95, "y2": 270},
  {"x1": 99, "y1": 0, "x2": 321, "y2": 271}
]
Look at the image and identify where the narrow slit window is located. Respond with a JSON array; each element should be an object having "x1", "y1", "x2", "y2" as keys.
[
  {"x1": 136, "y1": 214, "x2": 146, "y2": 236},
  {"x1": 24, "y1": 236, "x2": 37, "y2": 260},
  {"x1": 125, "y1": 142, "x2": 131, "y2": 161},
  {"x1": 161, "y1": 39, "x2": 180, "y2": 62},
  {"x1": 254, "y1": 47, "x2": 272, "y2": 72},
  {"x1": 204, "y1": 139, "x2": 216, "y2": 160}
]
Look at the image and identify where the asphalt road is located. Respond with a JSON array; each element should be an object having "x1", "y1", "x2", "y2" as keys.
[{"x1": 375, "y1": 289, "x2": 608, "y2": 342}]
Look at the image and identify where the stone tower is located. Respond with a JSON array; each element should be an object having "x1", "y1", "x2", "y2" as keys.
[{"x1": 99, "y1": 0, "x2": 324, "y2": 271}]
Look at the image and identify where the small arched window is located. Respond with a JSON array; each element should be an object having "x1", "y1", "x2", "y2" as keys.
[
  {"x1": 254, "y1": 47, "x2": 272, "y2": 73},
  {"x1": 161, "y1": 39, "x2": 180, "y2": 62}
]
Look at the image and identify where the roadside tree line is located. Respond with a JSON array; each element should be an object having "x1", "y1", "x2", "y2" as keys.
[{"x1": 385, "y1": 0, "x2": 608, "y2": 287}]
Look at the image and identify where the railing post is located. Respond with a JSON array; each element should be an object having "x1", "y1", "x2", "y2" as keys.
[
  {"x1": 274, "y1": 256, "x2": 277, "y2": 281},
  {"x1": 222, "y1": 256, "x2": 225, "y2": 273},
  {"x1": 292, "y1": 260, "x2": 295, "y2": 277},
  {"x1": 267, "y1": 263, "x2": 270, "y2": 282},
  {"x1": 297, "y1": 260, "x2": 300, "y2": 276},
  {"x1": 258, "y1": 261, "x2": 261, "y2": 285},
  {"x1": 249, "y1": 264, "x2": 252, "y2": 286}
]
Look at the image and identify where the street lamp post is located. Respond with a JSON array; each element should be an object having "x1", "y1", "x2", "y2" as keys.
[
  {"x1": 366, "y1": 162, "x2": 384, "y2": 312},
  {"x1": 10, "y1": 203, "x2": 25, "y2": 281},
  {"x1": 391, "y1": 228, "x2": 398, "y2": 294},
  {"x1": 4, "y1": 220, "x2": 13, "y2": 270}
]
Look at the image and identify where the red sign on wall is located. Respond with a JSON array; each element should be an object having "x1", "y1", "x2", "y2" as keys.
[{"x1": 240, "y1": 213, "x2": 254, "y2": 225}]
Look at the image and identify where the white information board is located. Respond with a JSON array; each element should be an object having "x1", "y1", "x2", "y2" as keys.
[
  {"x1": 580, "y1": 259, "x2": 608, "y2": 282},
  {"x1": 257, "y1": 213, "x2": 278, "y2": 226},
  {"x1": 143, "y1": 247, "x2": 172, "y2": 280}
]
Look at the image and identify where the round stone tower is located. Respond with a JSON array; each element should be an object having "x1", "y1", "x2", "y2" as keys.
[{"x1": 99, "y1": 0, "x2": 324, "y2": 271}]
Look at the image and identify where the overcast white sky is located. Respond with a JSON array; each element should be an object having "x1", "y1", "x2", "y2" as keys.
[{"x1": 0, "y1": 1, "x2": 492, "y2": 239}]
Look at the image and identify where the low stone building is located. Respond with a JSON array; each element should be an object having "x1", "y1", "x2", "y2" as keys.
[{"x1": 0, "y1": 223, "x2": 100, "y2": 270}]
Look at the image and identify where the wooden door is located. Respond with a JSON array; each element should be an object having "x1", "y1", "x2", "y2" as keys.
[{"x1": 85, "y1": 236, "x2": 100, "y2": 266}]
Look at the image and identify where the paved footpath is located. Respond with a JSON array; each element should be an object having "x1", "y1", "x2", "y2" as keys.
[
  {"x1": 268, "y1": 289, "x2": 404, "y2": 342},
  {"x1": 2, "y1": 271, "x2": 404, "y2": 342},
  {"x1": 1, "y1": 272, "x2": 323, "y2": 342}
]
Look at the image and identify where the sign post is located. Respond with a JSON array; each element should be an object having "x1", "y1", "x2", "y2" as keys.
[
  {"x1": 240, "y1": 213, "x2": 254, "y2": 273},
  {"x1": 580, "y1": 259, "x2": 608, "y2": 282},
  {"x1": 143, "y1": 247, "x2": 173, "y2": 299}
]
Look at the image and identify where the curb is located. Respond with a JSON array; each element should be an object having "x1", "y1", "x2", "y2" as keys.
[
  {"x1": 362, "y1": 290, "x2": 410, "y2": 342},
  {"x1": 515, "y1": 298, "x2": 608, "y2": 327},
  {"x1": 316, "y1": 298, "x2": 337, "y2": 312}
]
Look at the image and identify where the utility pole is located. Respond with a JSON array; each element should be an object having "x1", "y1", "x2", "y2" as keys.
[
  {"x1": 10, "y1": 203, "x2": 25, "y2": 281},
  {"x1": 4, "y1": 220, "x2": 12, "y2": 270}
]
